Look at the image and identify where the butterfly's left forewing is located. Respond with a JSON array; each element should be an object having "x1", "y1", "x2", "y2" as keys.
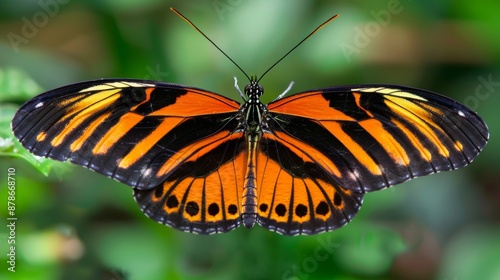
[
  {"x1": 12, "y1": 79, "x2": 246, "y2": 234},
  {"x1": 257, "y1": 85, "x2": 488, "y2": 235}
]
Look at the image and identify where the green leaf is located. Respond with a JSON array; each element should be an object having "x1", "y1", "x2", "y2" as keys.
[
  {"x1": 333, "y1": 223, "x2": 408, "y2": 276},
  {"x1": 438, "y1": 226, "x2": 500, "y2": 280},
  {"x1": 0, "y1": 105, "x2": 53, "y2": 176},
  {"x1": 0, "y1": 68, "x2": 59, "y2": 175},
  {"x1": 0, "y1": 67, "x2": 43, "y2": 102}
]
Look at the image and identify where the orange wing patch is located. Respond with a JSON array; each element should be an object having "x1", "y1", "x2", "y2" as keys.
[
  {"x1": 268, "y1": 91, "x2": 356, "y2": 121},
  {"x1": 149, "y1": 89, "x2": 240, "y2": 116}
]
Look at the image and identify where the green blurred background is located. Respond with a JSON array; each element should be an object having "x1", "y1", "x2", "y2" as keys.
[{"x1": 1, "y1": 0, "x2": 499, "y2": 279}]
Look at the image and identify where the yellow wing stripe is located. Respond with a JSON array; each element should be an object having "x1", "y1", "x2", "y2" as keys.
[
  {"x1": 36, "y1": 131, "x2": 46, "y2": 142},
  {"x1": 56, "y1": 94, "x2": 90, "y2": 108},
  {"x1": 70, "y1": 112, "x2": 112, "y2": 152},
  {"x1": 79, "y1": 81, "x2": 155, "y2": 92},
  {"x1": 391, "y1": 118, "x2": 432, "y2": 161},
  {"x1": 51, "y1": 90, "x2": 121, "y2": 147},
  {"x1": 57, "y1": 89, "x2": 120, "y2": 124},
  {"x1": 352, "y1": 87, "x2": 428, "y2": 101},
  {"x1": 358, "y1": 119, "x2": 411, "y2": 166},
  {"x1": 384, "y1": 98, "x2": 450, "y2": 158}
]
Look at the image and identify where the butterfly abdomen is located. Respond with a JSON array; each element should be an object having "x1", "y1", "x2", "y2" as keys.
[{"x1": 241, "y1": 134, "x2": 259, "y2": 228}]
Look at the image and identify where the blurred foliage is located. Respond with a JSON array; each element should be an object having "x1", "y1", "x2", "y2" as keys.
[
  {"x1": 0, "y1": 70, "x2": 53, "y2": 175},
  {"x1": 0, "y1": 0, "x2": 499, "y2": 279}
]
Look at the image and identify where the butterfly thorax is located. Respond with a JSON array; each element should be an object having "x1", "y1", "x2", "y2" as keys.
[{"x1": 240, "y1": 80, "x2": 268, "y2": 136}]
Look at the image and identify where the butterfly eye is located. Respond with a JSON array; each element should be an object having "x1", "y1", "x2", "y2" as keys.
[{"x1": 257, "y1": 85, "x2": 264, "y2": 97}]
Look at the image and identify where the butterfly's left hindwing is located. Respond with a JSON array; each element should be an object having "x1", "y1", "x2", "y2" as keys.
[{"x1": 12, "y1": 79, "x2": 248, "y2": 234}]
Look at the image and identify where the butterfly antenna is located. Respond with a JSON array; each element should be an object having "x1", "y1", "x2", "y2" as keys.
[
  {"x1": 170, "y1": 7, "x2": 251, "y2": 82},
  {"x1": 257, "y1": 14, "x2": 339, "y2": 84}
]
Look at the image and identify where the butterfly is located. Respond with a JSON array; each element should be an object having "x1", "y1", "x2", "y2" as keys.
[{"x1": 11, "y1": 9, "x2": 489, "y2": 236}]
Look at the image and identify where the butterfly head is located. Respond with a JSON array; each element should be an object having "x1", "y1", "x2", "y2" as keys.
[{"x1": 244, "y1": 76, "x2": 264, "y2": 100}]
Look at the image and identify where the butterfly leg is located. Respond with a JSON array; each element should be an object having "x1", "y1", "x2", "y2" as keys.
[
  {"x1": 234, "y1": 76, "x2": 247, "y2": 101},
  {"x1": 274, "y1": 81, "x2": 295, "y2": 101}
]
